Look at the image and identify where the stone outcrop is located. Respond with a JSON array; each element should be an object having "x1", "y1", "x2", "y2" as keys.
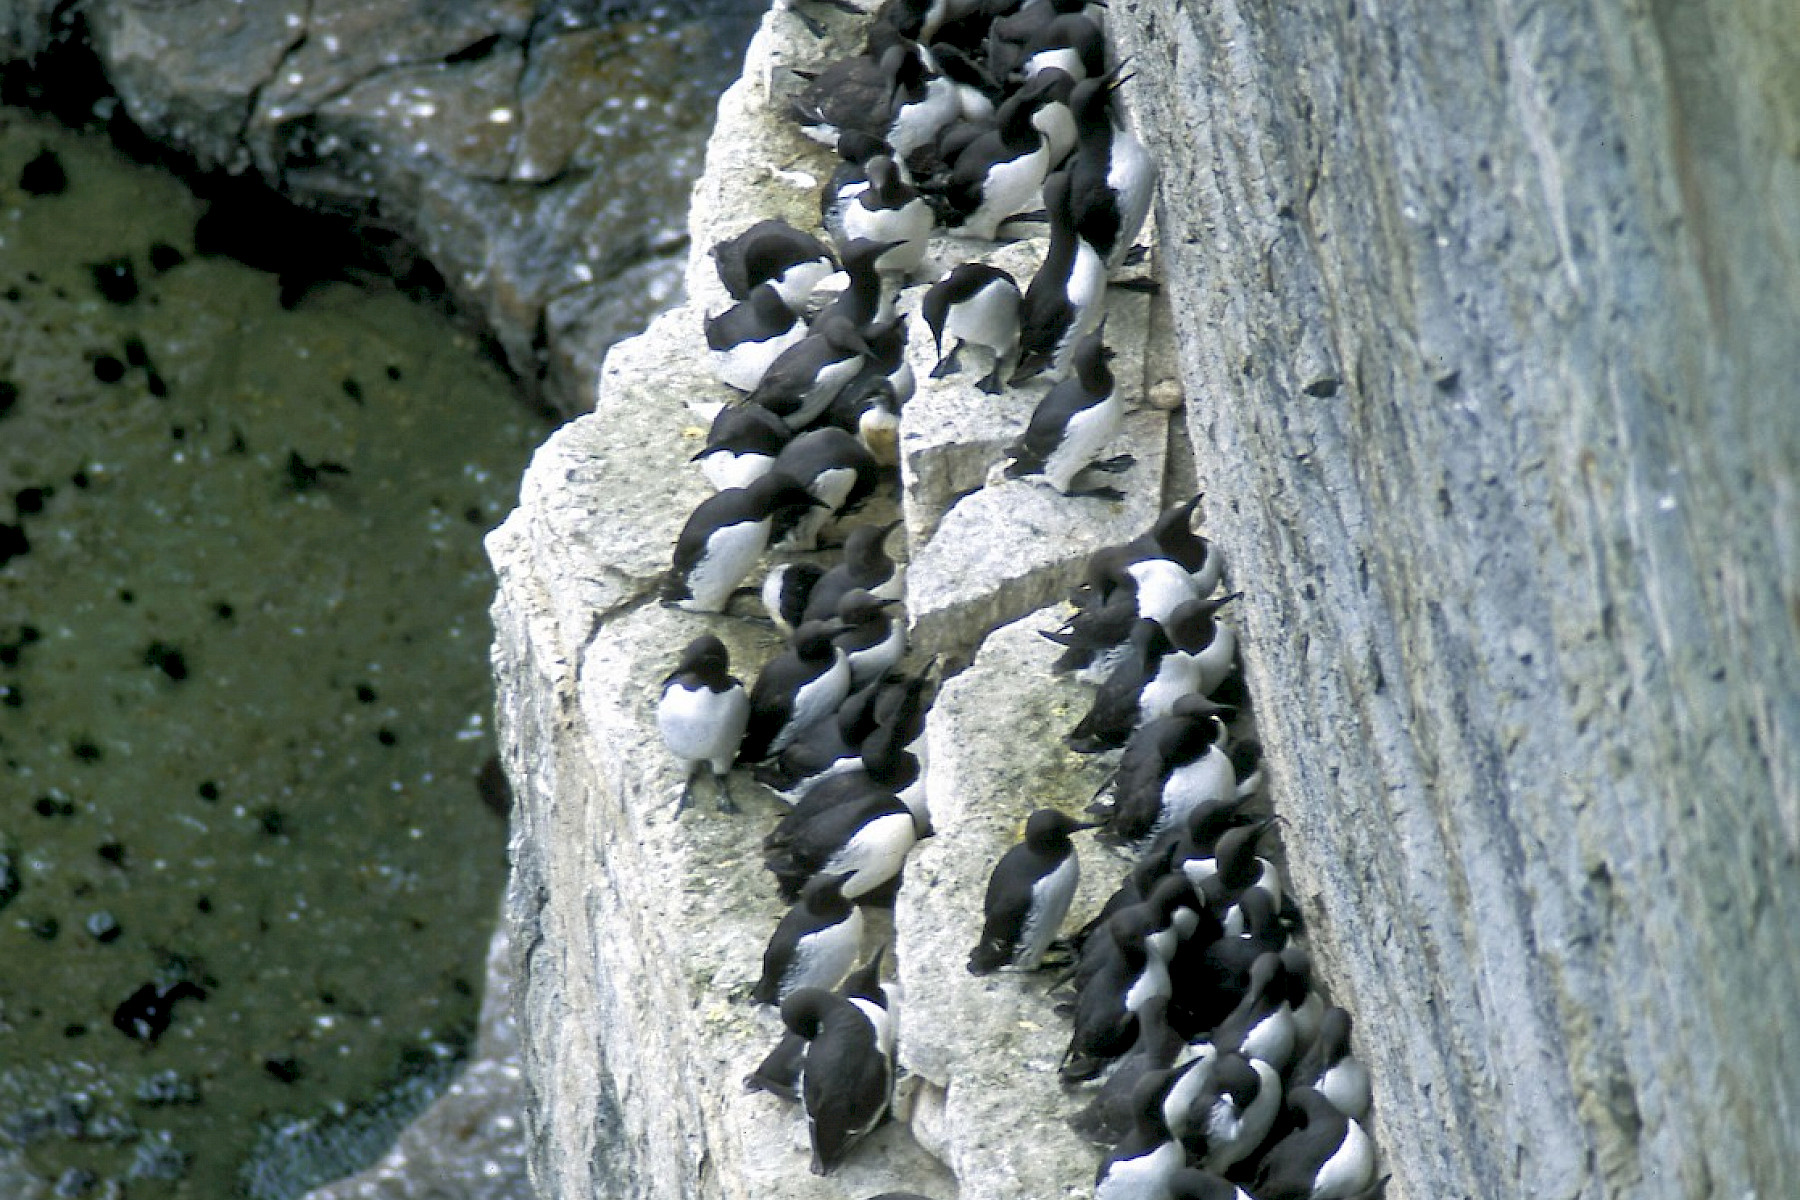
[
  {"x1": 1099, "y1": 2, "x2": 1800, "y2": 1198},
  {"x1": 487, "y1": 5, "x2": 1192, "y2": 1199},
  {"x1": 491, "y1": 1, "x2": 1800, "y2": 1200},
  {"x1": 0, "y1": 0, "x2": 764, "y2": 413}
]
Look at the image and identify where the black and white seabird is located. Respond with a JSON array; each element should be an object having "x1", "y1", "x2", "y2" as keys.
[
  {"x1": 820, "y1": 130, "x2": 885, "y2": 243},
  {"x1": 1014, "y1": 10, "x2": 1107, "y2": 82},
  {"x1": 1100, "y1": 699, "x2": 1235, "y2": 845},
  {"x1": 657, "y1": 635, "x2": 751, "y2": 813},
  {"x1": 752, "y1": 873, "x2": 866, "y2": 1005},
  {"x1": 790, "y1": 46, "x2": 901, "y2": 148},
  {"x1": 662, "y1": 473, "x2": 823, "y2": 612},
  {"x1": 1043, "y1": 590, "x2": 1138, "y2": 680},
  {"x1": 693, "y1": 404, "x2": 792, "y2": 492},
  {"x1": 772, "y1": 426, "x2": 880, "y2": 550},
  {"x1": 707, "y1": 283, "x2": 806, "y2": 393},
  {"x1": 824, "y1": 313, "x2": 912, "y2": 464},
  {"x1": 833, "y1": 589, "x2": 908, "y2": 687},
  {"x1": 782, "y1": 986, "x2": 895, "y2": 1175},
  {"x1": 764, "y1": 783, "x2": 919, "y2": 902},
  {"x1": 739, "y1": 619, "x2": 854, "y2": 764},
  {"x1": 968, "y1": 807, "x2": 1092, "y2": 974},
  {"x1": 765, "y1": 750, "x2": 919, "y2": 845},
  {"x1": 922, "y1": 262, "x2": 1022, "y2": 393},
  {"x1": 1003, "y1": 325, "x2": 1132, "y2": 499},
  {"x1": 885, "y1": 41, "x2": 962, "y2": 162},
  {"x1": 1182, "y1": 820, "x2": 1282, "y2": 933},
  {"x1": 944, "y1": 89, "x2": 1050, "y2": 240},
  {"x1": 1068, "y1": 994, "x2": 1184, "y2": 1146},
  {"x1": 1162, "y1": 594, "x2": 1240, "y2": 701},
  {"x1": 1290, "y1": 1007, "x2": 1372, "y2": 1123},
  {"x1": 804, "y1": 521, "x2": 905, "y2": 623},
  {"x1": 1177, "y1": 1050, "x2": 1282, "y2": 1175},
  {"x1": 763, "y1": 561, "x2": 828, "y2": 638},
  {"x1": 1061, "y1": 908, "x2": 1172, "y2": 1081},
  {"x1": 1064, "y1": 70, "x2": 1159, "y2": 271},
  {"x1": 747, "y1": 948, "x2": 887, "y2": 1104},
  {"x1": 746, "y1": 313, "x2": 878, "y2": 433},
  {"x1": 1130, "y1": 494, "x2": 1226, "y2": 595},
  {"x1": 1012, "y1": 169, "x2": 1106, "y2": 383},
  {"x1": 843, "y1": 156, "x2": 935, "y2": 277},
  {"x1": 711, "y1": 218, "x2": 837, "y2": 309},
  {"x1": 1065, "y1": 618, "x2": 1202, "y2": 754},
  {"x1": 815, "y1": 237, "x2": 905, "y2": 332},
  {"x1": 1093, "y1": 1069, "x2": 1187, "y2": 1200},
  {"x1": 1251, "y1": 1087, "x2": 1379, "y2": 1200},
  {"x1": 1208, "y1": 952, "x2": 1300, "y2": 1074},
  {"x1": 757, "y1": 667, "x2": 929, "y2": 800},
  {"x1": 986, "y1": 0, "x2": 1098, "y2": 81},
  {"x1": 1010, "y1": 66, "x2": 1079, "y2": 167}
]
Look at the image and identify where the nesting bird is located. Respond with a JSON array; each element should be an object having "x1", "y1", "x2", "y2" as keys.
[
  {"x1": 662, "y1": 473, "x2": 823, "y2": 612},
  {"x1": 738, "y1": 619, "x2": 854, "y2": 764},
  {"x1": 781, "y1": 986, "x2": 895, "y2": 1175},
  {"x1": 656, "y1": 635, "x2": 750, "y2": 812},
  {"x1": 968, "y1": 807, "x2": 1091, "y2": 974},
  {"x1": 752, "y1": 872, "x2": 865, "y2": 1005},
  {"x1": 922, "y1": 262, "x2": 1022, "y2": 393},
  {"x1": 1002, "y1": 324, "x2": 1132, "y2": 499},
  {"x1": 711, "y1": 218, "x2": 837, "y2": 310}
]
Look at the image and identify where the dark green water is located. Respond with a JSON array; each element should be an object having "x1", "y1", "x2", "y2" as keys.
[{"x1": 0, "y1": 111, "x2": 546, "y2": 1198}]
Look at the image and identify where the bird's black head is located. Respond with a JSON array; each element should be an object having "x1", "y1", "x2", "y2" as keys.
[
  {"x1": 779, "y1": 986, "x2": 836, "y2": 1040},
  {"x1": 677, "y1": 634, "x2": 731, "y2": 679},
  {"x1": 1025, "y1": 806, "x2": 1096, "y2": 847}
]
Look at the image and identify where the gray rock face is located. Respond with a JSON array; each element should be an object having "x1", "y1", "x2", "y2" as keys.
[
  {"x1": 1104, "y1": 1, "x2": 1800, "y2": 1197},
  {"x1": 3, "y1": 0, "x2": 764, "y2": 414}
]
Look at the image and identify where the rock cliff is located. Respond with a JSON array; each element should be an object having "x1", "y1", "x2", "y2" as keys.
[
  {"x1": 1101, "y1": 2, "x2": 1800, "y2": 1197},
  {"x1": 487, "y1": 5, "x2": 1186, "y2": 1194},
  {"x1": 491, "y1": 2, "x2": 1800, "y2": 1200}
]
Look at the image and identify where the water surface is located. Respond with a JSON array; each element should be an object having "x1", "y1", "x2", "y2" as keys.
[{"x1": 0, "y1": 110, "x2": 546, "y2": 1199}]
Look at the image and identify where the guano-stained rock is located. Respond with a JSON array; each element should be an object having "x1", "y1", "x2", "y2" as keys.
[{"x1": 488, "y1": 5, "x2": 1183, "y2": 1199}]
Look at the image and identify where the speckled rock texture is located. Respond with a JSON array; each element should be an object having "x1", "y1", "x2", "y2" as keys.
[
  {"x1": 1104, "y1": 1, "x2": 1800, "y2": 1198},
  {"x1": 0, "y1": 0, "x2": 764, "y2": 413}
]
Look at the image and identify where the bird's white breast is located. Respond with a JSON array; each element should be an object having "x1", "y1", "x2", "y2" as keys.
[{"x1": 1015, "y1": 851, "x2": 1081, "y2": 969}]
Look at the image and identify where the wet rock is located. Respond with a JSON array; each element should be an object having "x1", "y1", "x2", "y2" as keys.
[
  {"x1": 111, "y1": 981, "x2": 206, "y2": 1044},
  {"x1": 0, "y1": 852, "x2": 20, "y2": 909},
  {"x1": 87, "y1": 256, "x2": 137, "y2": 303},
  {"x1": 295, "y1": 920, "x2": 529, "y2": 1200},
  {"x1": 127, "y1": 1130, "x2": 188, "y2": 1182},
  {"x1": 18, "y1": 146, "x2": 65, "y2": 194},
  {"x1": 133, "y1": 1070, "x2": 201, "y2": 1107},
  {"x1": 52, "y1": 1167, "x2": 97, "y2": 1197},
  {"x1": 3, "y1": 0, "x2": 761, "y2": 413}
]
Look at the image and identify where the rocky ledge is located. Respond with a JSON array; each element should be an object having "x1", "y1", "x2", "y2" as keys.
[
  {"x1": 486, "y1": 3, "x2": 1200, "y2": 1198},
  {"x1": 493, "y1": 0, "x2": 1800, "y2": 1198}
]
